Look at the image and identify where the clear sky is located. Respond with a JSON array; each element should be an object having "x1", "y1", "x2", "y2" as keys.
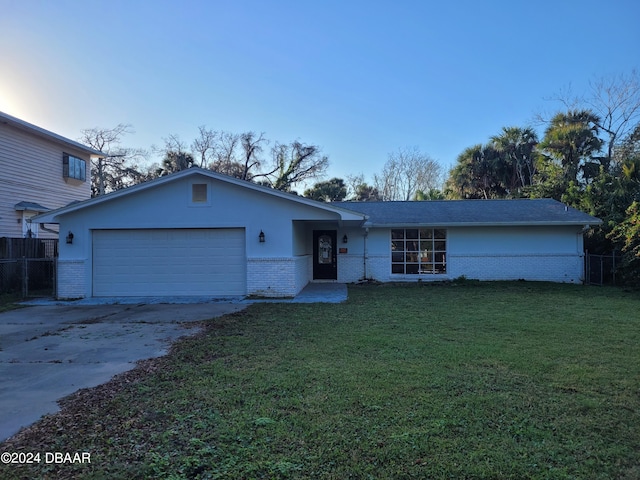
[{"x1": 1, "y1": 0, "x2": 638, "y2": 185}]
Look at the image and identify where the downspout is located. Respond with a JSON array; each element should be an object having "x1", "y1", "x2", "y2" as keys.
[
  {"x1": 39, "y1": 223, "x2": 60, "y2": 236},
  {"x1": 580, "y1": 224, "x2": 591, "y2": 284},
  {"x1": 363, "y1": 227, "x2": 369, "y2": 280}
]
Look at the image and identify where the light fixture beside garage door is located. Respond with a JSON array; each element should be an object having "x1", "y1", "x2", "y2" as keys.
[{"x1": 259, "y1": 230, "x2": 265, "y2": 243}]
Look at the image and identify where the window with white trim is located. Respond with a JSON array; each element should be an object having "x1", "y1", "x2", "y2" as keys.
[{"x1": 391, "y1": 228, "x2": 447, "y2": 274}]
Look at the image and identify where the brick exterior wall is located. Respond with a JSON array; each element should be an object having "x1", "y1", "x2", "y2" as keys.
[
  {"x1": 56, "y1": 259, "x2": 86, "y2": 299},
  {"x1": 247, "y1": 256, "x2": 310, "y2": 297},
  {"x1": 364, "y1": 255, "x2": 390, "y2": 282},
  {"x1": 448, "y1": 253, "x2": 584, "y2": 283},
  {"x1": 296, "y1": 255, "x2": 311, "y2": 292},
  {"x1": 341, "y1": 253, "x2": 584, "y2": 284},
  {"x1": 337, "y1": 254, "x2": 365, "y2": 283},
  {"x1": 58, "y1": 256, "x2": 313, "y2": 300}
]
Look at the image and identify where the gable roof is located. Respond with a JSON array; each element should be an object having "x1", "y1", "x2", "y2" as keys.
[
  {"x1": 32, "y1": 165, "x2": 600, "y2": 228},
  {"x1": 33, "y1": 167, "x2": 367, "y2": 223},
  {"x1": 0, "y1": 110, "x2": 104, "y2": 157},
  {"x1": 333, "y1": 199, "x2": 601, "y2": 227}
]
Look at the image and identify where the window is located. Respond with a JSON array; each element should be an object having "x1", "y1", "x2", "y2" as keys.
[
  {"x1": 391, "y1": 228, "x2": 446, "y2": 274},
  {"x1": 63, "y1": 153, "x2": 86, "y2": 181},
  {"x1": 22, "y1": 214, "x2": 39, "y2": 238},
  {"x1": 318, "y1": 234, "x2": 333, "y2": 264},
  {"x1": 192, "y1": 183, "x2": 208, "y2": 203}
]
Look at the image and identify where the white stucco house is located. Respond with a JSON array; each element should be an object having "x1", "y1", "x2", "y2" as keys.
[{"x1": 34, "y1": 167, "x2": 601, "y2": 299}]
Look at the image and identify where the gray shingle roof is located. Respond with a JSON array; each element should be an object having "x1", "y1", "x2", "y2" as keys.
[{"x1": 333, "y1": 199, "x2": 601, "y2": 227}]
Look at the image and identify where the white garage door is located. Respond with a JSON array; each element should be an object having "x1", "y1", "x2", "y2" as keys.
[{"x1": 92, "y1": 229, "x2": 246, "y2": 297}]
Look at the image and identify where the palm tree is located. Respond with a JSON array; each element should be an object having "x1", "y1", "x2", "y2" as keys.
[
  {"x1": 490, "y1": 126, "x2": 539, "y2": 194},
  {"x1": 446, "y1": 145, "x2": 480, "y2": 199},
  {"x1": 446, "y1": 144, "x2": 506, "y2": 199},
  {"x1": 538, "y1": 110, "x2": 603, "y2": 183},
  {"x1": 160, "y1": 150, "x2": 194, "y2": 175}
]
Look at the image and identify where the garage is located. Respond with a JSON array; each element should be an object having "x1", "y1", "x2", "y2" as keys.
[{"x1": 92, "y1": 228, "x2": 246, "y2": 297}]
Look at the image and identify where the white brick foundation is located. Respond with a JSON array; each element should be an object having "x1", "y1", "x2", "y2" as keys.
[
  {"x1": 56, "y1": 259, "x2": 86, "y2": 299},
  {"x1": 337, "y1": 254, "x2": 365, "y2": 283},
  {"x1": 449, "y1": 253, "x2": 584, "y2": 283},
  {"x1": 247, "y1": 256, "x2": 310, "y2": 297},
  {"x1": 364, "y1": 255, "x2": 390, "y2": 282},
  {"x1": 345, "y1": 253, "x2": 584, "y2": 284}
]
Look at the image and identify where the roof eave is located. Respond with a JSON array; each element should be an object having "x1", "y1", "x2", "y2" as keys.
[
  {"x1": 0, "y1": 110, "x2": 104, "y2": 157},
  {"x1": 33, "y1": 168, "x2": 370, "y2": 223},
  {"x1": 364, "y1": 220, "x2": 602, "y2": 228},
  {"x1": 210, "y1": 172, "x2": 367, "y2": 221}
]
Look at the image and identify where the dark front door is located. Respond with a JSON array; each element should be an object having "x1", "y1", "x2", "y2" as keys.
[{"x1": 313, "y1": 230, "x2": 337, "y2": 280}]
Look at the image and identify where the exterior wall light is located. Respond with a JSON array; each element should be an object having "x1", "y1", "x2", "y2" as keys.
[
  {"x1": 66, "y1": 231, "x2": 74, "y2": 244},
  {"x1": 259, "y1": 230, "x2": 265, "y2": 243},
  {"x1": 343, "y1": 234, "x2": 348, "y2": 244}
]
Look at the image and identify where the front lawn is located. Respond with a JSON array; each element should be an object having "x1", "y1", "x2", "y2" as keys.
[{"x1": 1, "y1": 282, "x2": 639, "y2": 479}]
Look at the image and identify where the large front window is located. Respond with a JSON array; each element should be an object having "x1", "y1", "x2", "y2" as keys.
[{"x1": 391, "y1": 228, "x2": 446, "y2": 274}]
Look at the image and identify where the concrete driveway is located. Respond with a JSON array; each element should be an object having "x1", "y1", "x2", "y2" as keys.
[{"x1": 0, "y1": 303, "x2": 245, "y2": 442}]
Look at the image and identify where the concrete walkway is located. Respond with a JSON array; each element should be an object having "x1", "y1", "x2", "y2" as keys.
[
  {"x1": 291, "y1": 282, "x2": 347, "y2": 303},
  {"x1": 250, "y1": 282, "x2": 348, "y2": 303},
  {"x1": 21, "y1": 282, "x2": 349, "y2": 306}
]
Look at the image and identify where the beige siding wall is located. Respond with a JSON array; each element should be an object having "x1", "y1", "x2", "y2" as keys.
[{"x1": 0, "y1": 123, "x2": 91, "y2": 239}]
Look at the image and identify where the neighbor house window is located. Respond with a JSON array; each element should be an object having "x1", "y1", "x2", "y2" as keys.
[
  {"x1": 391, "y1": 228, "x2": 447, "y2": 274},
  {"x1": 63, "y1": 153, "x2": 86, "y2": 181},
  {"x1": 192, "y1": 183, "x2": 208, "y2": 203}
]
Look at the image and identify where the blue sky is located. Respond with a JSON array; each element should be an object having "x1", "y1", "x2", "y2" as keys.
[{"x1": 1, "y1": 0, "x2": 638, "y2": 185}]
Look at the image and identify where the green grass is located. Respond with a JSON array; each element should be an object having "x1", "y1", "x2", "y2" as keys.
[{"x1": 2, "y1": 282, "x2": 639, "y2": 479}]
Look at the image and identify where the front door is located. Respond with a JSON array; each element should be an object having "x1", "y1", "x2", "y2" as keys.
[{"x1": 313, "y1": 230, "x2": 337, "y2": 280}]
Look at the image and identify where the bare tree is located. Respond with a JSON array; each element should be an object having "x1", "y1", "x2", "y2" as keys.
[
  {"x1": 191, "y1": 126, "x2": 219, "y2": 168},
  {"x1": 346, "y1": 173, "x2": 381, "y2": 201},
  {"x1": 263, "y1": 141, "x2": 329, "y2": 192},
  {"x1": 239, "y1": 132, "x2": 267, "y2": 180},
  {"x1": 79, "y1": 124, "x2": 147, "y2": 196},
  {"x1": 161, "y1": 134, "x2": 189, "y2": 156},
  {"x1": 346, "y1": 173, "x2": 365, "y2": 199},
  {"x1": 586, "y1": 70, "x2": 640, "y2": 167},
  {"x1": 153, "y1": 128, "x2": 328, "y2": 190},
  {"x1": 373, "y1": 147, "x2": 442, "y2": 201},
  {"x1": 209, "y1": 132, "x2": 241, "y2": 176}
]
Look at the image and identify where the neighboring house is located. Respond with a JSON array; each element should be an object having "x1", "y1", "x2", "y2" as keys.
[
  {"x1": 0, "y1": 111, "x2": 102, "y2": 240},
  {"x1": 34, "y1": 167, "x2": 601, "y2": 299}
]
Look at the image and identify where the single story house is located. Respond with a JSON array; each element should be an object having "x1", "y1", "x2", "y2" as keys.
[{"x1": 34, "y1": 167, "x2": 601, "y2": 299}]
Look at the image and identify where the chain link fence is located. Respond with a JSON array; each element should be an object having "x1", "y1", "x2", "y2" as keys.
[
  {"x1": 0, "y1": 258, "x2": 56, "y2": 298},
  {"x1": 585, "y1": 252, "x2": 622, "y2": 286},
  {"x1": 0, "y1": 238, "x2": 58, "y2": 298}
]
